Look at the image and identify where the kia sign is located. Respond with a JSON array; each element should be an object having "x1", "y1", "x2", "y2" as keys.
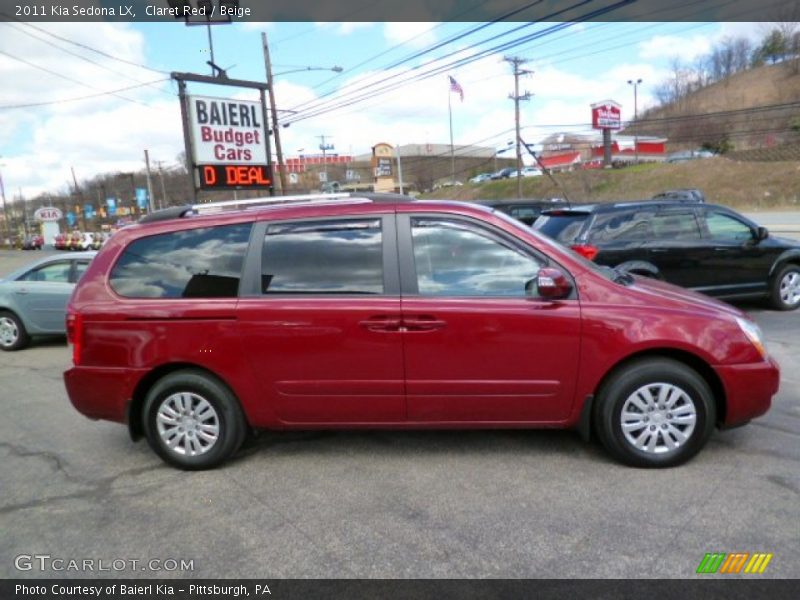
[
  {"x1": 33, "y1": 207, "x2": 63, "y2": 222},
  {"x1": 189, "y1": 95, "x2": 267, "y2": 165},
  {"x1": 591, "y1": 100, "x2": 622, "y2": 130}
]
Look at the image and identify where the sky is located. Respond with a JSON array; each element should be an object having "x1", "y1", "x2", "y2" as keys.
[{"x1": 0, "y1": 19, "x2": 767, "y2": 199}]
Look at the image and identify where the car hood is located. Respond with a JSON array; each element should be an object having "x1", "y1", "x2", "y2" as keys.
[
  {"x1": 772, "y1": 235, "x2": 800, "y2": 247},
  {"x1": 627, "y1": 275, "x2": 745, "y2": 319}
]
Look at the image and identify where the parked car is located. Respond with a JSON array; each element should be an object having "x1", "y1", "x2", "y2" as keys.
[
  {"x1": 21, "y1": 234, "x2": 44, "y2": 250},
  {"x1": 469, "y1": 173, "x2": 492, "y2": 184},
  {"x1": 490, "y1": 167, "x2": 515, "y2": 180},
  {"x1": 0, "y1": 252, "x2": 96, "y2": 351},
  {"x1": 471, "y1": 198, "x2": 568, "y2": 226},
  {"x1": 65, "y1": 231, "x2": 83, "y2": 251},
  {"x1": 534, "y1": 200, "x2": 800, "y2": 310},
  {"x1": 53, "y1": 233, "x2": 67, "y2": 251},
  {"x1": 652, "y1": 188, "x2": 706, "y2": 203},
  {"x1": 667, "y1": 149, "x2": 716, "y2": 163},
  {"x1": 63, "y1": 194, "x2": 779, "y2": 470},
  {"x1": 508, "y1": 167, "x2": 543, "y2": 178}
]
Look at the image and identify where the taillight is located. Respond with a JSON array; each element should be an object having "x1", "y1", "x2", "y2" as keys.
[
  {"x1": 66, "y1": 311, "x2": 83, "y2": 366},
  {"x1": 571, "y1": 244, "x2": 599, "y2": 261}
]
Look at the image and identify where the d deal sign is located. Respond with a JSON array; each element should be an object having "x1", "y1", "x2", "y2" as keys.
[{"x1": 188, "y1": 94, "x2": 272, "y2": 189}]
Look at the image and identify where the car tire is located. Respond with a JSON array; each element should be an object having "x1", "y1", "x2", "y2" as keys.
[
  {"x1": 594, "y1": 358, "x2": 715, "y2": 468},
  {"x1": 0, "y1": 310, "x2": 30, "y2": 351},
  {"x1": 769, "y1": 263, "x2": 800, "y2": 311},
  {"x1": 142, "y1": 370, "x2": 247, "y2": 470}
]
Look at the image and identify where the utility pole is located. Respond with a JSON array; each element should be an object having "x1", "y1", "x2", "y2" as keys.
[
  {"x1": 0, "y1": 164, "x2": 10, "y2": 247},
  {"x1": 318, "y1": 135, "x2": 334, "y2": 186},
  {"x1": 155, "y1": 161, "x2": 168, "y2": 210},
  {"x1": 505, "y1": 56, "x2": 532, "y2": 199},
  {"x1": 262, "y1": 32, "x2": 287, "y2": 194},
  {"x1": 18, "y1": 188, "x2": 28, "y2": 235},
  {"x1": 396, "y1": 143, "x2": 404, "y2": 194},
  {"x1": 144, "y1": 150, "x2": 156, "y2": 214},
  {"x1": 627, "y1": 78, "x2": 643, "y2": 165},
  {"x1": 70, "y1": 166, "x2": 85, "y2": 230}
]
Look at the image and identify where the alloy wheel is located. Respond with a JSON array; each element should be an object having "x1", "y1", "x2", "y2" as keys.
[
  {"x1": 156, "y1": 392, "x2": 220, "y2": 457},
  {"x1": 619, "y1": 383, "x2": 697, "y2": 455},
  {"x1": 780, "y1": 271, "x2": 800, "y2": 307},
  {"x1": 0, "y1": 316, "x2": 19, "y2": 348}
]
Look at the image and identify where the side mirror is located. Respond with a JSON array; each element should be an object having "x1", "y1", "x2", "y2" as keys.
[
  {"x1": 535, "y1": 267, "x2": 573, "y2": 300},
  {"x1": 755, "y1": 226, "x2": 769, "y2": 242}
]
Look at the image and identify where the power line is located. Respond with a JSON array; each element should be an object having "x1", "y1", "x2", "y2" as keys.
[
  {"x1": 282, "y1": 1, "x2": 615, "y2": 125},
  {"x1": 0, "y1": 79, "x2": 171, "y2": 110},
  {"x1": 0, "y1": 15, "x2": 170, "y2": 76},
  {"x1": 0, "y1": 49, "x2": 151, "y2": 107},
  {"x1": 286, "y1": 12, "x2": 542, "y2": 115},
  {"x1": 1, "y1": 22, "x2": 171, "y2": 96}
]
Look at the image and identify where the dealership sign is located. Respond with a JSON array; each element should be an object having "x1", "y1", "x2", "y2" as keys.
[
  {"x1": 189, "y1": 95, "x2": 267, "y2": 164},
  {"x1": 33, "y1": 207, "x2": 63, "y2": 222},
  {"x1": 188, "y1": 94, "x2": 271, "y2": 190},
  {"x1": 591, "y1": 100, "x2": 622, "y2": 130}
]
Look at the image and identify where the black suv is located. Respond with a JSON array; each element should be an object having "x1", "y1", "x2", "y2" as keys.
[
  {"x1": 534, "y1": 200, "x2": 800, "y2": 310},
  {"x1": 471, "y1": 198, "x2": 568, "y2": 226}
]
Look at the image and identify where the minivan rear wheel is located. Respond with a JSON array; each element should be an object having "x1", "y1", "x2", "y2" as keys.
[
  {"x1": 142, "y1": 370, "x2": 247, "y2": 470},
  {"x1": 594, "y1": 358, "x2": 715, "y2": 468}
]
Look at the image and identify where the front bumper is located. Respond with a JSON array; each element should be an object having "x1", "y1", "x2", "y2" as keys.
[
  {"x1": 715, "y1": 356, "x2": 780, "y2": 426},
  {"x1": 63, "y1": 367, "x2": 142, "y2": 424}
]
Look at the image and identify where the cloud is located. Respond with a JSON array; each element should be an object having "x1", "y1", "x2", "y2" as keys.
[
  {"x1": 0, "y1": 22, "x2": 178, "y2": 196},
  {"x1": 383, "y1": 22, "x2": 438, "y2": 49},
  {"x1": 639, "y1": 34, "x2": 713, "y2": 62}
]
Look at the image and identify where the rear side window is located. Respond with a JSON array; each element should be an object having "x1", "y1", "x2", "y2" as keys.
[
  {"x1": 533, "y1": 213, "x2": 589, "y2": 243},
  {"x1": 652, "y1": 211, "x2": 702, "y2": 240},
  {"x1": 110, "y1": 223, "x2": 252, "y2": 298},
  {"x1": 587, "y1": 210, "x2": 654, "y2": 243},
  {"x1": 261, "y1": 219, "x2": 383, "y2": 294}
]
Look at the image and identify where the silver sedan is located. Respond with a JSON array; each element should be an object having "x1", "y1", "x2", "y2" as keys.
[{"x1": 0, "y1": 252, "x2": 96, "y2": 351}]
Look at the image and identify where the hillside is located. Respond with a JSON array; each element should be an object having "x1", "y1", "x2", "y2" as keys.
[
  {"x1": 632, "y1": 63, "x2": 800, "y2": 152},
  {"x1": 422, "y1": 157, "x2": 800, "y2": 209}
]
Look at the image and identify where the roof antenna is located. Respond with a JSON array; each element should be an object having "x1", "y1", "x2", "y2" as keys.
[{"x1": 519, "y1": 135, "x2": 571, "y2": 208}]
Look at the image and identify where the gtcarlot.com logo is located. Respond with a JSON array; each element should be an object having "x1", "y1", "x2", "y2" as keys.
[{"x1": 696, "y1": 552, "x2": 773, "y2": 574}]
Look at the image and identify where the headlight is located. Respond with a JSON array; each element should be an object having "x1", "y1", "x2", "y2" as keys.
[{"x1": 736, "y1": 317, "x2": 768, "y2": 359}]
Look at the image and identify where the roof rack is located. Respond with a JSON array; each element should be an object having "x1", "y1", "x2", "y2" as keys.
[
  {"x1": 138, "y1": 192, "x2": 416, "y2": 224},
  {"x1": 192, "y1": 192, "x2": 355, "y2": 214}
]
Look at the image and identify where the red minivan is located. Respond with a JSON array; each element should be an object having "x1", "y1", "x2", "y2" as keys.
[{"x1": 63, "y1": 194, "x2": 780, "y2": 470}]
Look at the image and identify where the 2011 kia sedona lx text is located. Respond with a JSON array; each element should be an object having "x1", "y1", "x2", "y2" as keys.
[{"x1": 63, "y1": 194, "x2": 780, "y2": 470}]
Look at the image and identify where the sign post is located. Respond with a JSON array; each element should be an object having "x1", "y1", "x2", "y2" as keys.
[
  {"x1": 172, "y1": 71, "x2": 274, "y2": 201},
  {"x1": 591, "y1": 100, "x2": 622, "y2": 167}
]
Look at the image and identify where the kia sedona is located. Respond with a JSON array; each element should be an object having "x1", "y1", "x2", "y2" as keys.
[
  {"x1": 63, "y1": 193, "x2": 779, "y2": 470},
  {"x1": 534, "y1": 200, "x2": 800, "y2": 310}
]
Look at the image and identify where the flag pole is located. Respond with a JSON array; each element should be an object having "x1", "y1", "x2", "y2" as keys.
[{"x1": 448, "y1": 85, "x2": 455, "y2": 185}]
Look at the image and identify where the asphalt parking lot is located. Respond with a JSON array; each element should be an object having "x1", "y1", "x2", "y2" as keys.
[{"x1": 1, "y1": 248, "x2": 798, "y2": 579}]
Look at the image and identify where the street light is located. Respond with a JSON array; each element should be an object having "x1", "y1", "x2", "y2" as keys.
[
  {"x1": 627, "y1": 78, "x2": 643, "y2": 164},
  {"x1": 273, "y1": 66, "x2": 343, "y2": 77}
]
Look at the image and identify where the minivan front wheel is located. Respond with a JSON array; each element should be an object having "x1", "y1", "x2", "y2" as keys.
[
  {"x1": 594, "y1": 359, "x2": 715, "y2": 468},
  {"x1": 143, "y1": 370, "x2": 247, "y2": 470}
]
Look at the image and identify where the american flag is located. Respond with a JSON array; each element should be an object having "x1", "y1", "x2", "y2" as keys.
[{"x1": 448, "y1": 76, "x2": 464, "y2": 102}]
